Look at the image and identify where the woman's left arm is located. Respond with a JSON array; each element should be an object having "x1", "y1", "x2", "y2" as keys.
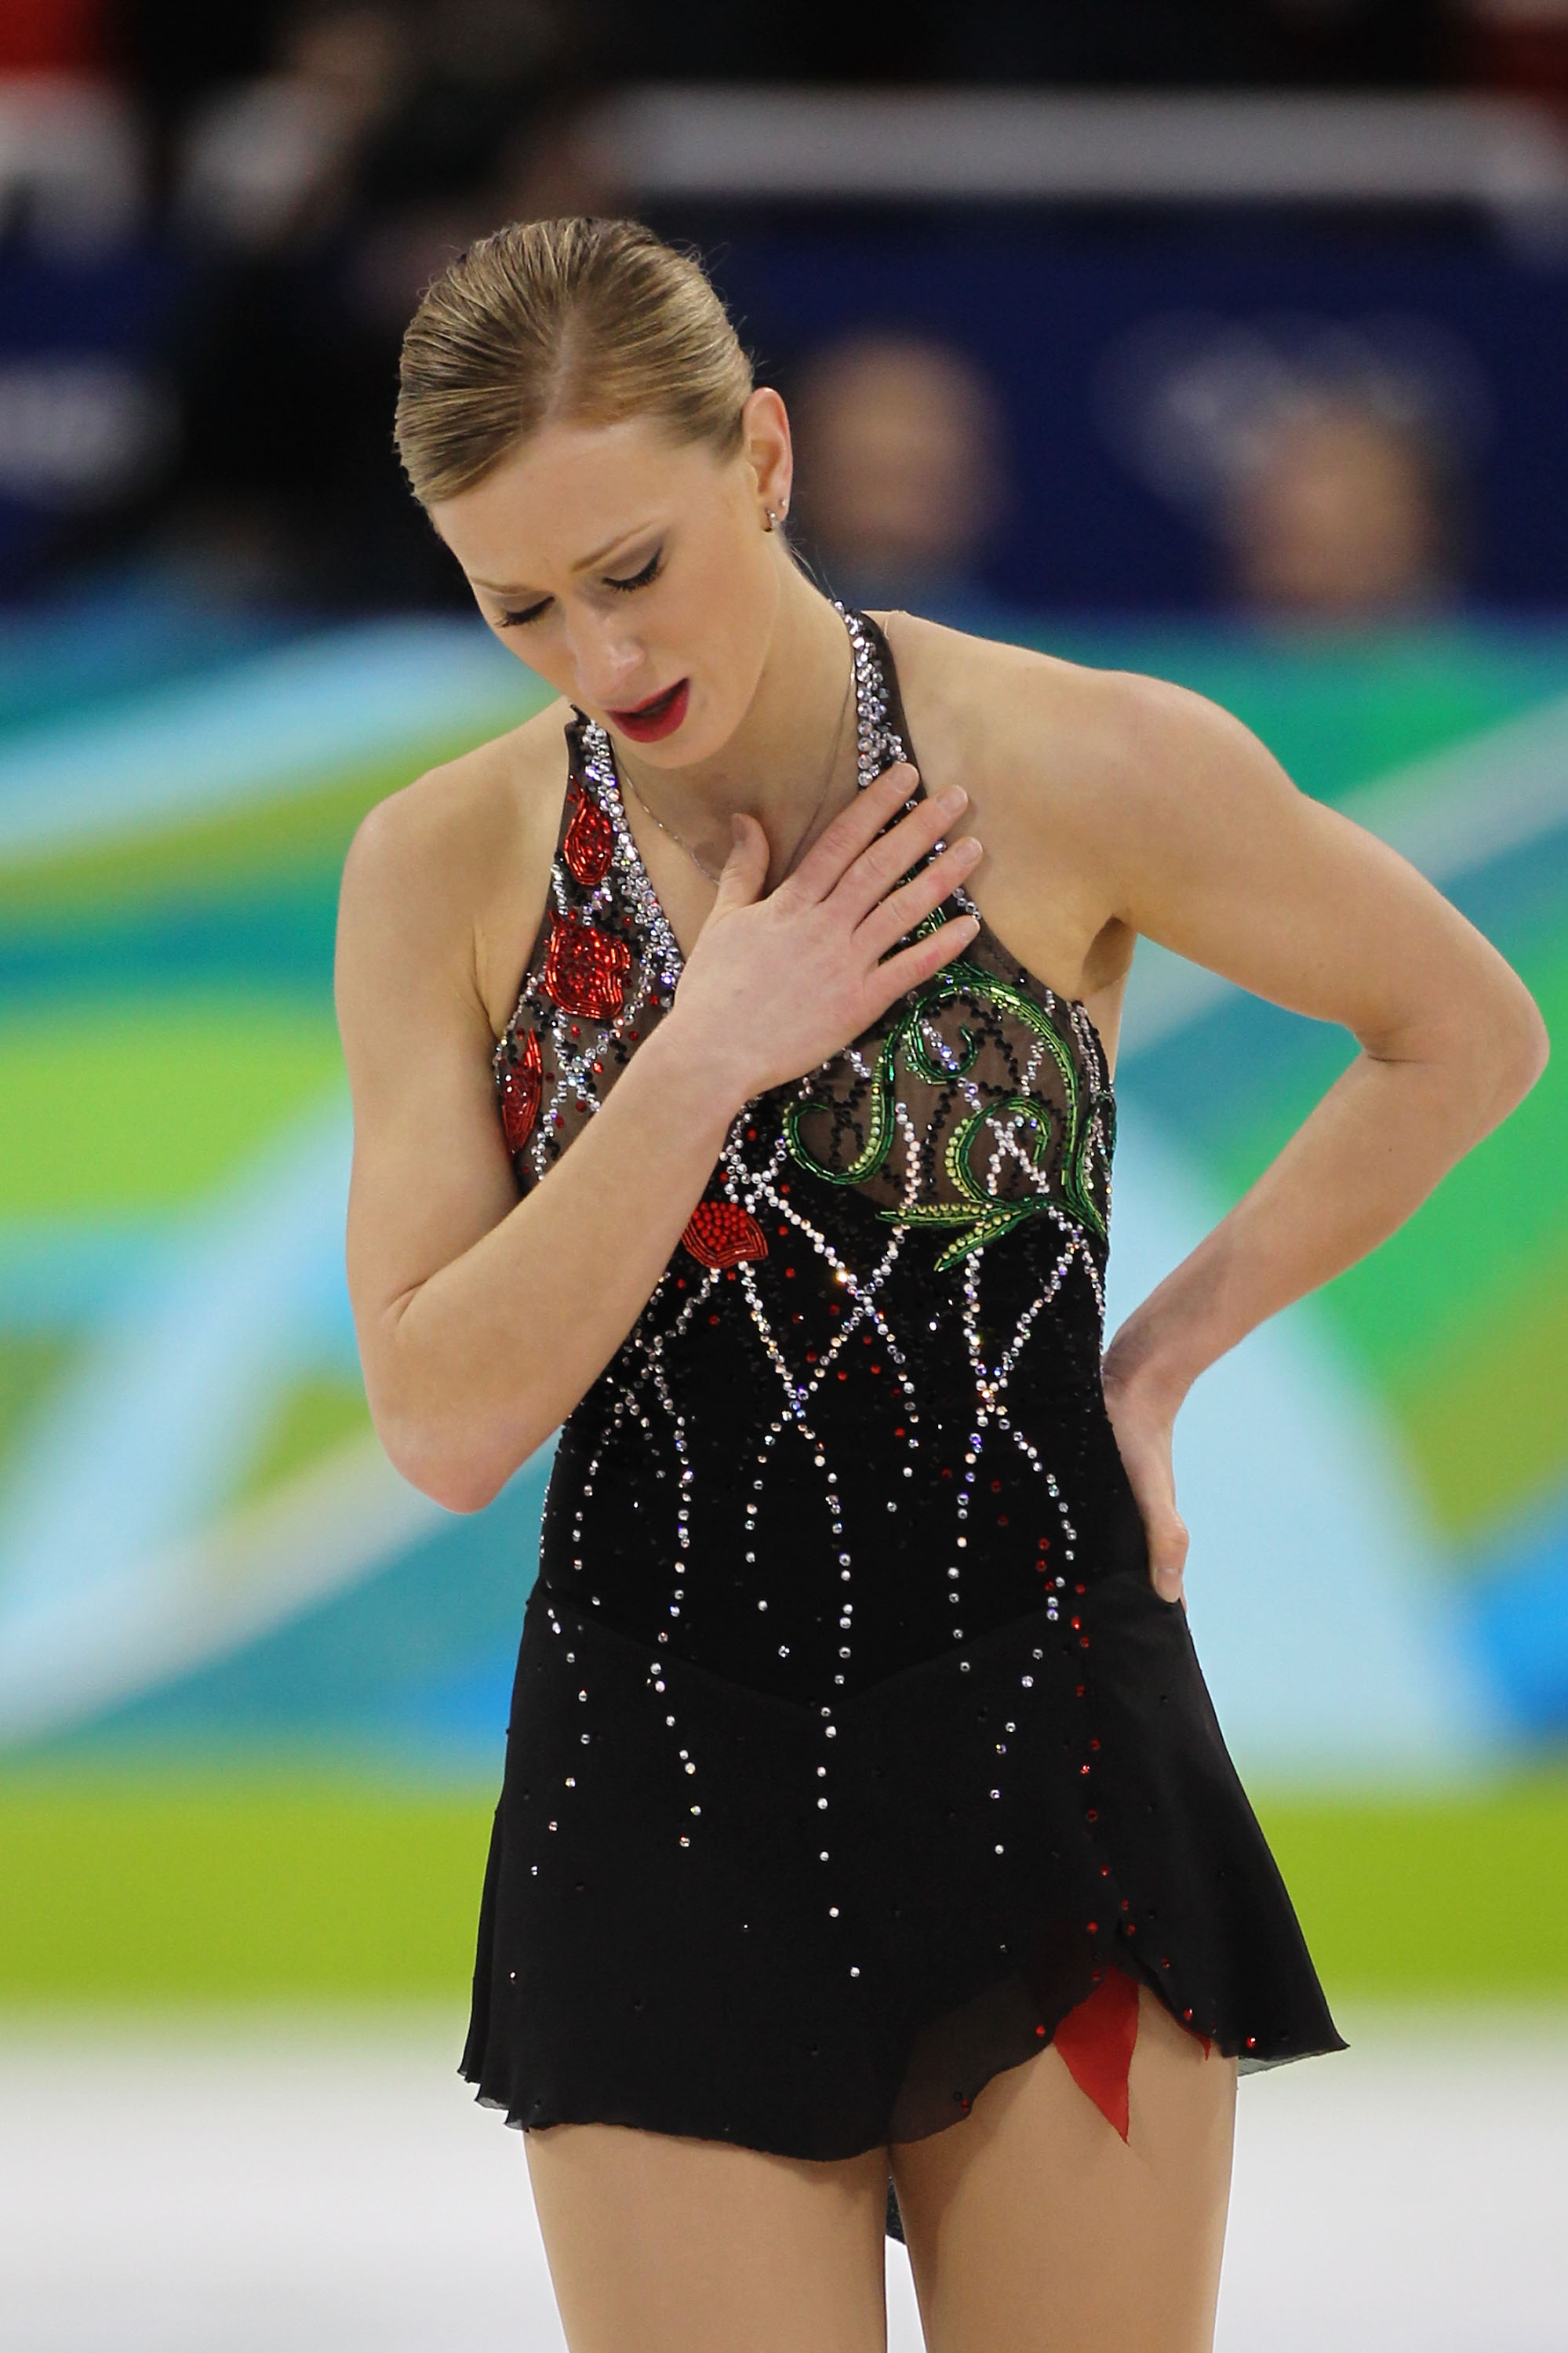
[{"x1": 1068, "y1": 671, "x2": 1549, "y2": 1602}]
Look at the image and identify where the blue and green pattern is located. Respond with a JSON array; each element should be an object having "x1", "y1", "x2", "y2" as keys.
[{"x1": 1, "y1": 598, "x2": 1566, "y2": 2000}]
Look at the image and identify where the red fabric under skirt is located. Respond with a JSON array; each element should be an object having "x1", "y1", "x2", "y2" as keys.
[{"x1": 1053, "y1": 1966, "x2": 1210, "y2": 2140}]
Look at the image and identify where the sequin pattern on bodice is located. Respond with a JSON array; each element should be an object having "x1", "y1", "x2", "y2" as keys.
[{"x1": 493, "y1": 611, "x2": 1132, "y2": 1715}]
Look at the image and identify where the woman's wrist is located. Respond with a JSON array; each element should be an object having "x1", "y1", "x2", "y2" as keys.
[{"x1": 635, "y1": 1006, "x2": 756, "y2": 1136}]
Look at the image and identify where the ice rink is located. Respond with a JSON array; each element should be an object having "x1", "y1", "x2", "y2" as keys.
[{"x1": 3, "y1": 2008, "x2": 1564, "y2": 2353}]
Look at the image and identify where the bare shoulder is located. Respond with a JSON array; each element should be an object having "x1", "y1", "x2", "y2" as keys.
[
  {"x1": 338, "y1": 695, "x2": 575, "y2": 1036},
  {"x1": 342, "y1": 693, "x2": 573, "y2": 915},
  {"x1": 875, "y1": 610, "x2": 1546, "y2": 1078},
  {"x1": 874, "y1": 609, "x2": 1308, "y2": 1037},
  {"x1": 879, "y1": 609, "x2": 1279, "y2": 856}
]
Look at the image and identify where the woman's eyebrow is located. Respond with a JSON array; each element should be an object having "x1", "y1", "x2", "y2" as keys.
[
  {"x1": 471, "y1": 522, "x2": 663, "y2": 596},
  {"x1": 573, "y1": 520, "x2": 661, "y2": 572}
]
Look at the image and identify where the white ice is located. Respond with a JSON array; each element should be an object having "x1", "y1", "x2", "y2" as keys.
[{"x1": 1, "y1": 2008, "x2": 1563, "y2": 2353}]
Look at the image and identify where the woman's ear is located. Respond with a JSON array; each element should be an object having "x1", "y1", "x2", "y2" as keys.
[{"x1": 741, "y1": 385, "x2": 793, "y2": 527}]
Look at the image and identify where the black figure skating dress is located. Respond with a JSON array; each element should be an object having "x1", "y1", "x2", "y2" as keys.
[{"x1": 463, "y1": 611, "x2": 1343, "y2": 2195}]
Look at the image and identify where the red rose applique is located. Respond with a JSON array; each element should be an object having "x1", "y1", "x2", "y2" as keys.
[
  {"x1": 563, "y1": 787, "x2": 614, "y2": 886},
  {"x1": 544, "y1": 912, "x2": 630, "y2": 1020},
  {"x1": 500, "y1": 1027, "x2": 542, "y2": 1151},
  {"x1": 682, "y1": 1199, "x2": 769, "y2": 1270}
]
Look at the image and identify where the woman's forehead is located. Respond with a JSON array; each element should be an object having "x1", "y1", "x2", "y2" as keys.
[{"x1": 434, "y1": 419, "x2": 726, "y2": 575}]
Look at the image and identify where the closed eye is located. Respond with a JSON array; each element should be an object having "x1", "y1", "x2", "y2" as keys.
[
  {"x1": 494, "y1": 546, "x2": 661, "y2": 627},
  {"x1": 605, "y1": 547, "x2": 664, "y2": 593}
]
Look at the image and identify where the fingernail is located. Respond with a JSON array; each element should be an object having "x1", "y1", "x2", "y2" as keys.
[
  {"x1": 953, "y1": 833, "x2": 982, "y2": 864},
  {"x1": 937, "y1": 785, "x2": 968, "y2": 816}
]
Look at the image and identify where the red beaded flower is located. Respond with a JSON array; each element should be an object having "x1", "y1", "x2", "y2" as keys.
[
  {"x1": 544, "y1": 912, "x2": 630, "y2": 1020},
  {"x1": 500, "y1": 1027, "x2": 542, "y2": 1151},
  {"x1": 563, "y1": 786, "x2": 614, "y2": 886},
  {"x1": 682, "y1": 1200, "x2": 769, "y2": 1269}
]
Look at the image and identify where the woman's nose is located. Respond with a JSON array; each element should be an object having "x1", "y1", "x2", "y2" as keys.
[{"x1": 566, "y1": 614, "x2": 645, "y2": 707}]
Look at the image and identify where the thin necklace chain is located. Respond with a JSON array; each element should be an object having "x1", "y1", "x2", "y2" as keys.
[{"x1": 621, "y1": 627, "x2": 856, "y2": 889}]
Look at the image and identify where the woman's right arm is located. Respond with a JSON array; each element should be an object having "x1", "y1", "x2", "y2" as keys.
[{"x1": 337, "y1": 759, "x2": 980, "y2": 1511}]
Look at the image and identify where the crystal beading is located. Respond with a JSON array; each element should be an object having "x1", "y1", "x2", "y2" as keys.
[{"x1": 490, "y1": 609, "x2": 1120, "y2": 1959}]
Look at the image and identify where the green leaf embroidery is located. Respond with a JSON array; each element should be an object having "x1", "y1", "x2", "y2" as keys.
[{"x1": 783, "y1": 955, "x2": 1108, "y2": 1264}]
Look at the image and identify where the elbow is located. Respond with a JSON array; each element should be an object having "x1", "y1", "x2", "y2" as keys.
[
  {"x1": 1489, "y1": 980, "x2": 1550, "y2": 1115},
  {"x1": 411, "y1": 1460, "x2": 508, "y2": 1517},
  {"x1": 1394, "y1": 970, "x2": 1548, "y2": 1139},
  {"x1": 1517, "y1": 994, "x2": 1550, "y2": 1090},
  {"x1": 375, "y1": 1406, "x2": 546, "y2": 1516}
]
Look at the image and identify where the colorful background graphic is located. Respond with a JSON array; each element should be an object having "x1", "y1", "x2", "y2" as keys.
[
  {"x1": 1, "y1": 599, "x2": 1565, "y2": 2007},
  {"x1": 9, "y1": 17, "x2": 1568, "y2": 2344}
]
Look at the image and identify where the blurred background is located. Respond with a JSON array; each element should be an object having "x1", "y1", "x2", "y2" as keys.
[{"x1": 3, "y1": 5, "x2": 1568, "y2": 2349}]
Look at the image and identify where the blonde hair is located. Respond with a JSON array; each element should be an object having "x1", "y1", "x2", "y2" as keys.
[{"x1": 395, "y1": 217, "x2": 755, "y2": 507}]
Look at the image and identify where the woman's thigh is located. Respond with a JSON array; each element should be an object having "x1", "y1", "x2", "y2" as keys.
[
  {"x1": 890, "y1": 1987, "x2": 1238, "y2": 2353},
  {"x1": 524, "y1": 2120, "x2": 891, "y2": 2353}
]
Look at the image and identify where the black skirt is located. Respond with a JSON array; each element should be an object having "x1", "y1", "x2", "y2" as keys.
[{"x1": 462, "y1": 1560, "x2": 1344, "y2": 2163}]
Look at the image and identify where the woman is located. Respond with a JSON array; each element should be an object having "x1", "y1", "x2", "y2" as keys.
[{"x1": 336, "y1": 219, "x2": 1546, "y2": 2353}]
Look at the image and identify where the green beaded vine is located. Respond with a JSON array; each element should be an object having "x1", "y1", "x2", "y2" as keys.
[{"x1": 783, "y1": 940, "x2": 1108, "y2": 1271}]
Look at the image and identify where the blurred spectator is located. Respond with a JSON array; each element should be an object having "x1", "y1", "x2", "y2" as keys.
[
  {"x1": 111, "y1": 3, "x2": 275, "y2": 144},
  {"x1": 788, "y1": 331, "x2": 1008, "y2": 622},
  {"x1": 0, "y1": 0, "x2": 1516, "y2": 613},
  {"x1": 347, "y1": 0, "x2": 617, "y2": 337},
  {"x1": 150, "y1": 0, "x2": 614, "y2": 607},
  {"x1": 0, "y1": 73, "x2": 144, "y2": 253},
  {"x1": 1221, "y1": 400, "x2": 1464, "y2": 620},
  {"x1": 1098, "y1": 309, "x2": 1483, "y2": 620},
  {"x1": 175, "y1": 5, "x2": 410, "y2": 253}
]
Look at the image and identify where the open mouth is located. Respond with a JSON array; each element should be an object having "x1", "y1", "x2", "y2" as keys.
[{"x1": 606, "y1": 678, "x2": 690, "y2": 743}]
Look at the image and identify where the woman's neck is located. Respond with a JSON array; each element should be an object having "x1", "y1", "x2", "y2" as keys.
[{"x1": 616, "y1": 569, "x2": 860, "y2": 890}]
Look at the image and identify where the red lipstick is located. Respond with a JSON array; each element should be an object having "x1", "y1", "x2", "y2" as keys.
[{"x1": 607, "y1": 678, "x2": 689, "y2": 743}]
